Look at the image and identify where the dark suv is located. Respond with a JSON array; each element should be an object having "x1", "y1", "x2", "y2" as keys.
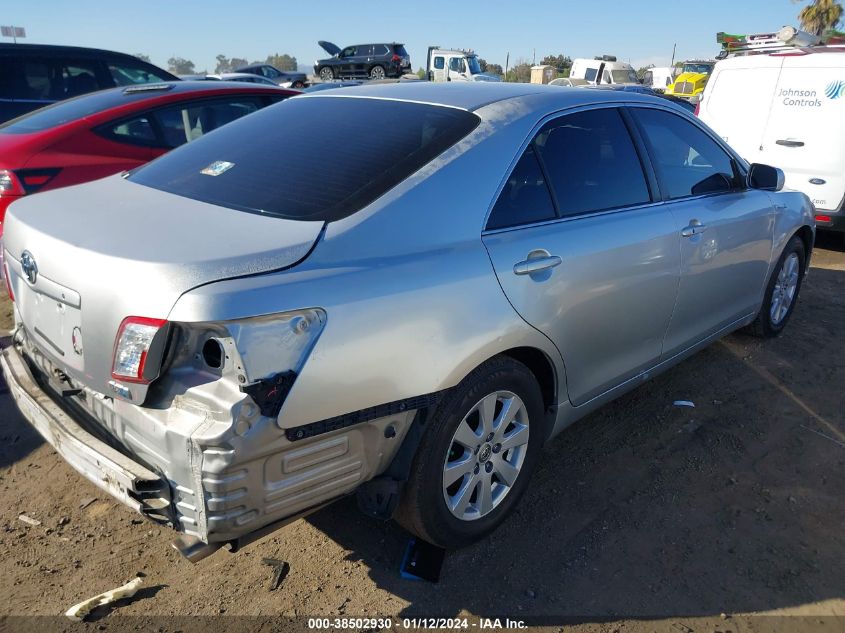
[
  {"x1": 0, "y1": 44, "x2": 177, "y2": 123},
  {"x1": 314, "y1": 41, "x2": 411, "y2": 81}
]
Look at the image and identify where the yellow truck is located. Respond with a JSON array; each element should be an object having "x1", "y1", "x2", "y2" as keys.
[{"x1": 665, "y1": 60, "x2": 716, "y2": 101}]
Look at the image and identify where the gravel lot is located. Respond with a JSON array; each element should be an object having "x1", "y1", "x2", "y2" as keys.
[{"x1": 1, "y1": 234, "x2": 843, "y2": 633}]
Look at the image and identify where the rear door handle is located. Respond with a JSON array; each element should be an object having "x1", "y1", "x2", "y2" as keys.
[
  {"x1": 776, "y1": 139, "x2": 804, "y2": 147},
  {"x1": 513, "y1": 252, "x2": 562, "y2": 275},
  {"x1": 681, "y1": 219, "x2": 707, "y2": 238}
]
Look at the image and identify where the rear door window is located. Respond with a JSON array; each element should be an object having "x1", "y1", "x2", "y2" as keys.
[
  {"x1": 632, "y1": 107, "x2": 739, "y2": 199},
  {"x1": 129, "y1": 96, "x2": 480, "y2": 221},
  {"x1": 19, "y1": 58, "x2": 102, "y2": 100},
  {"x1": 107, "y1": 115, "x2": 157, "y2": 145},
  {"x1": 535, "y1": 108, "x2": 651, "y2": 217},
  {"x1": 487, "y1": 145, "x2": 557, "y2": 230},
  {"x1": 584, "y1": 68, "x2": 597, "y2": 82}
]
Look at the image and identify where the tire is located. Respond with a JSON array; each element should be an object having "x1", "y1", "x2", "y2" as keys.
[
  {"x1": 396, "y1": 356, "x2": 547, "y2": 548},
  {"x1": 369, "y1": 65, "x2": 386, "y2": 80},
  {"x1": 292, "y1": 80, "x2": 305, "y2": 89},
  {"x1": 318, "y1": 66, "x2": 335, "y2": 81},
  {"x1": 747, "y1": 235, "x2": 806, "y2": 338}
]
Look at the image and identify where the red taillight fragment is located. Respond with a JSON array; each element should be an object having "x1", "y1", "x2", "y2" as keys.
[
  {"x1": 111, "y1": 316, "x2": 168, "y2": 384},
  {"x1": 0, "y1": 170, "x2": 25, "y2": 196},
  {"x1": 815, "y1": 215, "x2": 831, "y2": 223},
  {"x1": 392, "y1": 54, "x2": 401, "y2": 62}
]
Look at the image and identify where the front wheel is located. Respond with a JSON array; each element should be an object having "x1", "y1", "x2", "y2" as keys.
[
  {"x1": 396, "y1": 356, "x2": 546, "y2": 548},
  {"x1": 748, "y1": 235, "x2": 806, "y2": 338},
  {"x1": 368, "y1": 65, "x2": 386, "y2": 80},
  {"x1": 318, "y1": 66, "x2": 335, "y2": 81}
]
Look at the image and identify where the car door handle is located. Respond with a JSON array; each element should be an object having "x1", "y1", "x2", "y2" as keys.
[
  {"x1": 776, "y1": 139, "x2": 804, "y2": 147},
  {"x1": 513, "y1": 254, "x2": 562, "y2": 276},
  {"x1": 681, "y1": 220, "x2": 707, "y2": 238}
]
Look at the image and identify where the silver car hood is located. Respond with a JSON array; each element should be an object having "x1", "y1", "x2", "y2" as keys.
[{"x1": 3, "y1": 175, "x2": 323, "y2": 398}]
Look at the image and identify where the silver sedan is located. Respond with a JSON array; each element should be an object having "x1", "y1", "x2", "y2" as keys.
[{"x1": 1, "y1": 83, "x2": 815, "y2": 561}]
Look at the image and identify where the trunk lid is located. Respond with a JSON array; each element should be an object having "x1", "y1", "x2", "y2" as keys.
[
  {"x1": 3, "y1": 174, "x2": 324, "y2": 399},
  {"x1": 318, "y1": 40, "x2": 341, "y2": 57}
]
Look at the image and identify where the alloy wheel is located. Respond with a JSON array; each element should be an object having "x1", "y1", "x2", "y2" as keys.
[
  {"x1": 770, "y1": 252, "x2": 800, "y2": 325},
  {"x1": 319, "y1": 67, "x2": 334, "y2": 81},
  {"x1": 370, "y1": 66, "x2": 385, "y2": 80},
  {"x1": 442, "y1": 391, "x2": 530, "y2": 521}
]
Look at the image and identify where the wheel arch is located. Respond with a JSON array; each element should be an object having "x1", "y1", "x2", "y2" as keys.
[{"x1": 795, "y1": 224, "x2": 814, "y2": 269}]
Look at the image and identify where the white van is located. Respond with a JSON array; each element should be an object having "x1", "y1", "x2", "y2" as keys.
[
  {"x1": 569, "y1": 56, "x2": 639, "y2": 85},
  {"x1": 699, "y1": 28, "x2": 845, "y2": 233},
  {"x1": 643, "y1": 66, "x2": 675, "y2": 91}
]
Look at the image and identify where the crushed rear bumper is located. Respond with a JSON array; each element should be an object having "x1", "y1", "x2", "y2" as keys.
[{"x1": 0, "y1": 343, "x2": 172, "y2": 521}]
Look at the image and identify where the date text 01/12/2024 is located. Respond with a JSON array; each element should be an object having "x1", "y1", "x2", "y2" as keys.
[{"x1": 307, "y1": 618, "x2": 528, "y2": 629}]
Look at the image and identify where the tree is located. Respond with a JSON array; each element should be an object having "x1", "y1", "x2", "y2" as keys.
[
  {"x1": 167, "y1": 57, "x2": 196, "y2": 75},
  {"x1": 637, "y1": 64, "x2": 655, "y2": 80},
  {"x1": 504, "y1": 61, "x2": 532, "y2": 83},
  {"x1": 416, "y1": 67, "x2": 427, "y2": 79},
  {"x1": 541, "y1": 53, "x2": 572, "y2": 74},
  {"x1": 266, "y1": 53, "x2": 297, "y2": 71},
  {"x1": 214, "y1": 55, "x2": 250, "y2": 73},
  {"x1": 134, "y1": 53, "x2": 151, "y2": 63},
  {"x1": 485, "y1": 63, "x2": 504, "y2": 76},
  {"x1": 796, "y1": 0, "x2": 843, "y2": 36}
]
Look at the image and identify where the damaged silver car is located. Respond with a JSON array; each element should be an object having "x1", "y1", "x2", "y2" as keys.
[{"x1": 1, "y1": 83, "x2": 815, "y2": 561}]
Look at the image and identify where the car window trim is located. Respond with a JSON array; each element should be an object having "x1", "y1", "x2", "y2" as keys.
[
  {"x1": 482, "y1": 103, "x2": 658, "y2": 233},
  {"x1": 625, "y1": 103, "x2": 749, "y2": 203}
]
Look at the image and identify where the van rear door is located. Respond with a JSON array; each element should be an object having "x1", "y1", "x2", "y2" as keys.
[
  {"x1": 760, "y1": 53, "x2": 845, "y2": 212},
  {"x1": 699, "y1": 55, "x2": 782, "y2": 164}
]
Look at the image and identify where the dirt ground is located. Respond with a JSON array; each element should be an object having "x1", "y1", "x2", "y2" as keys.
[{"x1": 0, "y1": 235, "x2": 843, "y2": 633}]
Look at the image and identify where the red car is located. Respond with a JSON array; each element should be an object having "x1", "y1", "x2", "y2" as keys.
[{"x1": 0, "y1": 81, "x2": 297, "y2": 236}]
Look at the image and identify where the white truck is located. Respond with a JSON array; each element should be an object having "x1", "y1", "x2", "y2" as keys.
[
  {"x1": 425, "y1": 47, "x2": 500, "y2": 82},
  {"x1": 698, "y1": 26, "x2": 845, "y2": 236},
  {"x1": 642, "y1": 66, "x2": 675, "y2": 92},
  {"x1": 569, "y1": 55, "x2": 640, "y2": 85}
]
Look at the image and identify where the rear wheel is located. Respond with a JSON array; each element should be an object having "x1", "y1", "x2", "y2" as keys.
[
  {"x1": 292, "y1": 80, "x2": 305, "y2": 89},
  {"x1": 318, "y1": 66, "x2": 335, "y2": 81},
  {"x1": 748, "y1": 235, "x2": 805, "y2": 338},
  {"x1": 369, "y1": 65, "x2": 386, "y2": 80},
  {"x1": 396, "y1": 356, "x2": 546, "y2": 548}
]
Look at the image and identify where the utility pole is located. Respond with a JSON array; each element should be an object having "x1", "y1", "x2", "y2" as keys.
[{"x1": 670, "y1": 42, "x2": 677, "y2": 68}]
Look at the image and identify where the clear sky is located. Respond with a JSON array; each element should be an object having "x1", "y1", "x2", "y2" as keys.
[{"x1": 2, "y1": 1, "x2": 806, "y2": 73}]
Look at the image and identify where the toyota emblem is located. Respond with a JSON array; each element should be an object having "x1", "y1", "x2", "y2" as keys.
[{"x1": 20, "y1": 250, "x2": 37, "y2": 285}]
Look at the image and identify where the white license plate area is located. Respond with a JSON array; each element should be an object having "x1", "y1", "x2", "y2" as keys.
[{"x1": 18, "y1": 284, "x2": 83, "y2": 371}]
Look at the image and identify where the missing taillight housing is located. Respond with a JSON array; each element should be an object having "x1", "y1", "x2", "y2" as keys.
[{"x1": 112, "y1": 316, "x2": 169, "y2": 384}]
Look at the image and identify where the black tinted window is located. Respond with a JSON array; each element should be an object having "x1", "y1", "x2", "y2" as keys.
[
  {"x1": 107, "y1": 115, "x2": 156, "y2": 145},
  {"x1": 487, "y1": 145, "x2": 556, "y2": 230},
  {"x1": 585, "y1": 68, "x2": 597, "y2": 82},
  {"x1": 129, "y1": 97, "x2": 480, "y2": 221},
  {"x1": 633, "y1": 108, "x2": 738, "y2": 199},
  {"x1": 17, "y1": 57, "x2": 101, "y2": 101},
  {"x1": 535, "y1": 108, "x2": 650, "y2": 217},
  {"x1": 434, "y1": 57, "x2": 445, "y2": 70}
]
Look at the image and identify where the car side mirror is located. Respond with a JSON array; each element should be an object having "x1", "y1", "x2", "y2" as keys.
[{"x1": 748, "y1": 163, "x2": 785, "y2": 192}]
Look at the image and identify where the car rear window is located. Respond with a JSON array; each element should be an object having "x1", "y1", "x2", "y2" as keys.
[{"x1": 128, "y1": 96, "x2": 480, "y2": 222}]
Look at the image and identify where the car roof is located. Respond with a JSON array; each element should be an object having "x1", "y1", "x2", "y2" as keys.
[
  {"x1": 300, "y1": 81, "x2": 666, "y2": 113},
  {"x1": 0, "y1": 81, "x2": 290, "y2": 135},
  {"x1": 0, "y1": 42, "x2": 153, "y2": 61}
]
